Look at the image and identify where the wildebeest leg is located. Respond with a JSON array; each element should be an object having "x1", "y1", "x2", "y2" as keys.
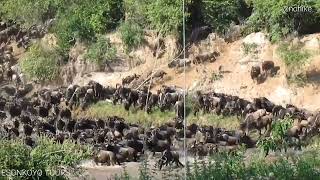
[
  {"x1": 134, "y1": 153, "x2": 138, "y2": 162},
  {"x1": 175, "y1": 158, "x2": 184, "y2": 167},
  {"x1": 258, "y1": 129, "x2": 262, "y2": 137},
  {"x1": 159, "y1": 159, "x2": 164, "y2": 170},
  {"x1": 116, "y1": 158, "x2": 121, "y2": 165},
  {"x1": 112, "y1": 98, "x2": 117, "y2": 105}
]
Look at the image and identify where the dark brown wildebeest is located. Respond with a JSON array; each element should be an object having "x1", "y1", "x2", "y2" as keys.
[
  {"x1": 158, "y1": 148, "x2": 184, "y2": 170},
  {"x1": 261, "y1": 61, "x2": 274, "y2": 72},
  {"x1": 250, "y1": 65, "x2": 261, "y2": 83},
  {"x1": 262, "y1": 60, "x2": 280, "y2": 77},
  {"x1": 93, "y1": 150, "x2": 119, "y2": 166},
  {"x1": 122, "y1": 74, "x2": 140, "y2": 86},
  {"x1": 192, "y1": 51, "x2": 220, "y2": 65}
]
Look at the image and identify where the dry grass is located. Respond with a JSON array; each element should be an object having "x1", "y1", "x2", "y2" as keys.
[
  {"x1": 74, "y1": 101, "x2": 240, "y2": 129},
  {"x1": 74, "y1": 101, "x2": 175, "y2": 127}
]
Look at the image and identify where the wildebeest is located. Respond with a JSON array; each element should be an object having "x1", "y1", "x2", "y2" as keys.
[
  {"x1": 158, "y1": 148, "x2": 184, "y2": 170},
  {"x1": 192, "y1": 52, "x2": 219, "y2": 65},
  {"x1": 250, "y1": 65, "x2": 261, "y2": 83},
  {"x1": 168, "y1": 58, "x2": 191, "y2": 68},
  {"x1": 93, "y1": 150, "x2": 119, "y2": 166},
  {"x1": 122, "y1": 74, "x2": 140, "y2": 86}
]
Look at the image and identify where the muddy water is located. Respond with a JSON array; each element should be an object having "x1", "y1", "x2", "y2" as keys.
[{"x1": 78, "y1": 153, "x2": 196, "y2": 180}]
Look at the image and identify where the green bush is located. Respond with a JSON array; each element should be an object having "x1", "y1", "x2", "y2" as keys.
[
  {"x1": 246, "y1": 0, "x2": 320, "y2": 42},
  {"x1": 200, "y1": 0, "x2": 243, "y2": 34},
  {"x1": 0, "y1": 0, "x2": 53, "y2": 27},
  {"x1": 31, "y1": 136, "x2": 92, "y2": 177},
  {"x1": 53, "y1": 10, "x2": 93, "y2": 52},
  {"x1": 53, "y1": 0, "x2": 124, "y2": 52},
  {"x1": 20, "y1": 42, "x2": 60, "y2": 82},
  {"x1": 0, "y1": 139, "x2": 32, "y2": 171},
  {"x1": 118, "y1": 21, "x2": 144, "y2": 53},
  {"x1": 123, "y1": 0, "x2": 148, "y2": 24},
  {"x1": 85, "y1": 35, "x2": 117, "y2": 67},
  {"x1": 257, "y1": 116, "x2": 294, "y2": 155},
  {"x1": 277, "y1": 42, "x2": 311, "y2": 86},
  {"x1": 145, "y1": 0, "x2": 191, "y2": 36},
  {"x1": 277, "y1": 42, "x2": 311, "y2": 67},
  {"x1": 0, "y1": 137, "x2": 92, "y2": 179},
  {"x1": 242, "y1": 42, "x2": 258, "y2": 55}
]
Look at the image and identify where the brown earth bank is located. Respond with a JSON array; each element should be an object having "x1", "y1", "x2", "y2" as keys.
[{"x1": 73, "y1": 32, "x2": 320, "y2": 112}]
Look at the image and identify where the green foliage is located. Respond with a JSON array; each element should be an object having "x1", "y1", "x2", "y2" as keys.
[
  {"x1": 246, "y1": 0, "x2": 320, "y2": 42},
  {"x1": 85, "y1": 36, "x2": 117, "y2": 66},
  {"x1": 210, "y1": 72, "x2": 223, "y2": 82},
  {"x1": 53, "y1": 0, "x2": 124, "y2": 52},
  {"x1": 0, "y1": 0, "x2": 123, "y2": 53},
  {"x1": 118, "y1": 21, "x2": 144, "y2": 53},
  {"x1": 257, "y1": 116, "x2": 294, "y2": 155},
  {"x1": 0, "y1": 0, "x2": 53, "y2": 27},
  {"x1": 200, "y1": 0, "x2": 242, "y2": 34},
  {"x1": 0, "y1": 139, "x2": 32, "y2": 171},
  {"x1": 20, "y1": 42, "x2": 60, "y2": 82},
  {"x1": 0, "y1": 137, "x2": 92, "y2": 179},
  {"x1": 145, "y1": 0, "x2": 191, "y2": 36},
  {"x1": 277, "y1": 42, "x2": 311, "y2": 86},
  {"x1": 31, "y1": 137, "x2": 92, "y2": 177},
  {"x1": 123, "y1": 0, "x2": 148, "y2": 24},
  {"x1": 242, "y1": 42, "x2": 258, "y2": 55},
  {"x1": 277, "y1": 42, "x2": 311, "y2": 67}
]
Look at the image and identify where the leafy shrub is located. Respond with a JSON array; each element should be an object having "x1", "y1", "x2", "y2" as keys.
[
  {"x1": 277, "y1": 42, "x2": 311, "y2": 67},
  {"x1": 187, "y1": 149, "x2": 320, "y2": 179},
  {"x1": 277, "y1": 42, "x2": 311, "y2": 86},
  {"x1": 118, "y1": 21, "x2": 144, "y2": 53},
  {"x1": 0, "y1": 0, "x2": 54, "y2": 27},
  {"x1": 246, "y1": 0, "x2": 320, "y2": 42},
  {"x1": 0, "y1": 139, "x2": 32, "y2": 171},
  {"x1": 145, "y1": 0, "x2": 191, "y2": 36},
  {"x1": 123, "y1": 0, "x2": 148, "y2": 24},
  {"x1": 85, "y1": 35, "x2": 117, "y2": 67},
  {"x1": 200, "y1": 0, "x2": 243, "y2": 34},
  {"x1": 54, "y1": 10, "x2": 94, "y2": 52},
  {"x1": 53, "y1": 0, "x2": 124, "y2": 52},
  {"x1": 0, "y1": 137, "x2": 92, "y2": 179},
  {"x1": 257, "y1": 116, "x2": 293, "y2": 155},
  {"x1": 242, "y1": 42, "x2": 258, "y2": 55},
  {"x1": 31, "y1": 137, "x2": 92, "y2": 177},
  {"x1": 20, "y1": 42, "x2": 60, "y2": 82}
]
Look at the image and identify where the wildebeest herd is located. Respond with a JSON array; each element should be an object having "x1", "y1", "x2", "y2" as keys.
[
  {"x1": 0, "y1": 19, "x2": 52, "y2": 48},
  {"x1": 1, "y1": 19, "x2": 54, "y2": 86},
  {"x1": 250, "y1": 60, "x2": 280, "y2": 84},
  {"x1": 1, "y1": 77, "x2": 320, "y2": 170}
]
